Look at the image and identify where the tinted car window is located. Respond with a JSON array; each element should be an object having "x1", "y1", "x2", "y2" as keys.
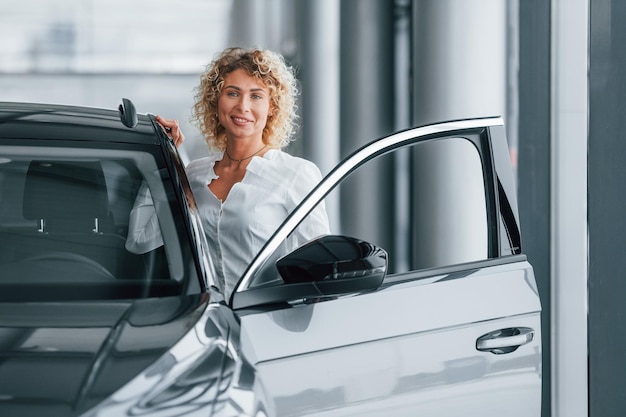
[{"x1": 0, "y1": 142, "x2": 198, "y2": 301}]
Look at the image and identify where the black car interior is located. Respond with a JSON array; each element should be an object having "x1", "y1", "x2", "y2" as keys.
[{"x1": 0, "y1": 158, "x2": 175, "y2": 300}]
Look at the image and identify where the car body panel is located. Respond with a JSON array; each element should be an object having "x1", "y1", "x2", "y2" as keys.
[
  {"x1": 81, "y1": 300, "x2": 263, "y2": 417},
  {"x1": 238, "y1": 260, "x2": 541, "y2": 417},
  {"x1": 0, "y1": 295, "x2": 210, "y2": 416},
  {"x1": 0, "y1": 102, "x2": 160, "y2": 144}
]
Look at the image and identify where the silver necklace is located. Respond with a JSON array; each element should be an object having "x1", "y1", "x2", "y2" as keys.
[{"x1": 225, "y1": 145, "x2": 267, "y2": 164}]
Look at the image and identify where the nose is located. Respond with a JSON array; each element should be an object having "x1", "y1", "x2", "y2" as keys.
[{"x1": 235, "y1": 95, "x2": 251, "y2": 112}]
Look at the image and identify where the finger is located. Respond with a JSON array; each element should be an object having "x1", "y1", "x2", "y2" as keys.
[
  {"x1": 155, "y1": 114, "x2": 172, "y2": 126},
  {"x1": 156, "y1": 116, "x2": 185, "y2": 148},
  {"x1": 169, "y1": 120, "x2": 182, "y2": 144},
  {"x1": 155, "y1": 115, "x2": 176, "y2": 133},
  {"x1": 175, "y1": 132, "x2": 185, "y2": 148},
  {"x1": 155, "y1": 116, "x2": 179, "y2": 141}
]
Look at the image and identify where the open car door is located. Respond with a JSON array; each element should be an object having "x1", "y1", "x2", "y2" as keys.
[{"x1": 231, "y1": 117, "x2": 541, "y2": 417}]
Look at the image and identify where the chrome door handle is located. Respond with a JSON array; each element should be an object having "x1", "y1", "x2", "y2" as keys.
[{"x1": 476, "y1": 327, "x2": 534, "y2": 354}]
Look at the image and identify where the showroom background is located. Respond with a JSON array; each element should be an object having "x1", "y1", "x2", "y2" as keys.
[{"x1": 2, "y1": 1, "x2": 621, "y2": 416}]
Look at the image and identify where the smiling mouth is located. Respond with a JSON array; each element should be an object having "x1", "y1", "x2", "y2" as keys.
[{"x1": 232, "y1": 116, "x2": 251, "y2": 124}]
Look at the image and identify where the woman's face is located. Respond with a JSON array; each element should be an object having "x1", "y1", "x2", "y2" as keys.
[{"x1": 218, "y1": 68, "x2": 271, "y2": 143}]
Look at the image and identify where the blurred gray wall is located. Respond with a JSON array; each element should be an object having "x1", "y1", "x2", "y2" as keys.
[
  {"x1": 0, "y1": 0, "x2": 237, "y2": 164},
  {"x1": 589, "y1": 0, "x2": 626, "y2": 415},
  {"x1": 517, "y1": 2, "x2": 553, "y2": 416}
]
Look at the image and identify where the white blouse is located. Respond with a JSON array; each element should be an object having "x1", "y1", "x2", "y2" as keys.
[{"x1": 126, "y1": 149, "x2": 331, "y2": 298}]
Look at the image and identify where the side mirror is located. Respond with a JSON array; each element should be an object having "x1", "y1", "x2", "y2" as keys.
[
  {"x1": 118, "y1": 98, "x2": 138, "y2": 128},
  {"x1": 276, "y1": 235, "x2": 387, "y2": 296}
]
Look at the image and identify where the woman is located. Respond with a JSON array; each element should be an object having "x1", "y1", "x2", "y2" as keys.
[{"x1": 127, "y1": 47, "x2": 331, "y2": 298}]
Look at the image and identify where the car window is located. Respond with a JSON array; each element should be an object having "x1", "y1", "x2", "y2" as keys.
[
  {"x1": 330, "y1": 137, "x2": 487, "y2": 273},
  {"x1": 0, "y1": 143, "x2": 196, "y2": 301},
  {"x1": 244, "y1": 135, "x2": 489, "y2": 291}
]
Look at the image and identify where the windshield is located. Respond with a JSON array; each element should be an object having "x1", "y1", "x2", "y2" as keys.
[{"x1": 0, "y1": 141, "x2": 200, "y2": 301}]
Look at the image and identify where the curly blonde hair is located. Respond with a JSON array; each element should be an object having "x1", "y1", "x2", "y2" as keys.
[{"x1": 191, "y1": 47, "x2": 300, "y2": 151}]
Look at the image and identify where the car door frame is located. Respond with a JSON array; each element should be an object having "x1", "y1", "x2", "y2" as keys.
[{"x1": 230, "y1": 116, "x2": 521, "y2": 308}]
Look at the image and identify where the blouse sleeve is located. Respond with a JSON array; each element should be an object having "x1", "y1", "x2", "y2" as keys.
[
  {"x1": 287, "y1": 160, "x2": 331, "y2": 247},
  {"x1": 125, "y1": 182, "x2": 164, "y2": 254}
]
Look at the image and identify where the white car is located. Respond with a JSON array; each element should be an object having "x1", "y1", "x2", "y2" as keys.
[{"x1": 0, "y1": 100, "x2": 541, "y2": 416}]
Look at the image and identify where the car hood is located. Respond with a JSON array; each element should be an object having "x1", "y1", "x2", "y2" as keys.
[{"x1": 0, "y1": 294, "x2": 211, "y2": 417}]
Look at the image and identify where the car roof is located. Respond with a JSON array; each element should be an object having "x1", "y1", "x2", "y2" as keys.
[{"x1": 0, "y1": 101, "x2": 161, "y2": 145}]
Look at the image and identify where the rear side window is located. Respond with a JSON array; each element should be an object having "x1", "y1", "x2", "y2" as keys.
[{"x1": 0, "y1": 144, "x2": 194, "y2": 301}]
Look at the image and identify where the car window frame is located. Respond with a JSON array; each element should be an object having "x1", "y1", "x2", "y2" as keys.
[
  {"x1": 230, "y1": 117, "x2": 508, "y2": 307},
  {"x1": 156, "y1": 128, "x2": 217, "y2": 296}
]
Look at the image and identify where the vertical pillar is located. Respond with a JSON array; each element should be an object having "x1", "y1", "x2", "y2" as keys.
[
  {"x1": 228, "y1": 0, "x2": 267, "y2": 48},
  {"x1": 410, "y1": 0, "x2": 507, "y2": 269},
  {"x1": 338, "y1": 0, "x2": 396, "y2": 259},
  {"x1": 412, "y1": 0, "x2": 507, "y2": 126},
  {"x1": 518, "y1": 1, "x2": 552, "y2": 415},
  {"x1": 299, "y1": 0, "x2": 341, "y2": 228},
  {"x1": 552, "y1": 2, "x2": 589, "y2": 416},
  {"x1": 299, "y1": 0, "x2": 340, "y2": 176},
  {"x1": 589, "y1": 0, "x2": 626, "y2": 415}
]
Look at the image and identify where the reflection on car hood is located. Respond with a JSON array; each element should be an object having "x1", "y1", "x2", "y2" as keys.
[{"x1": 0, "y1": 294, "x2": 210, "y2": 417}]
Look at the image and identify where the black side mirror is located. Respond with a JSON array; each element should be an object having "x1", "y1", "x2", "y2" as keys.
[
  {"x1": 276, "y1": 235, "x2": 387, "y2": 296},
  {"x1": 118, "y1": 98, "x2": 138, "y2": 128}
]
